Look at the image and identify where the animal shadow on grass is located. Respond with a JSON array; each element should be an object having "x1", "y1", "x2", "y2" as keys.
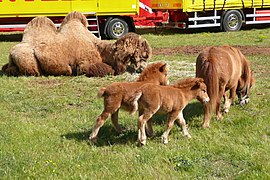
[
  {"x1": 62, "y1": 102, "x2": 203, "y2": 146},
  {"x1": 183, "y1": 102, "x2": 204, "y2": 128},
  {"x1": 152, "y1": 101, "x2": 203, "y2": 128},
  {"x1": 62, "y1": 124, "x2": 138, "y2": 147},
  {"x1": 0, "y1": 33, "x2": 23, "y2": 42},
  {"x1": 137, "y1": 101, "x2": 204, "y2": 138},
  {"x1": 0, "y1": 70, "x2": 4, "y2": 76}
]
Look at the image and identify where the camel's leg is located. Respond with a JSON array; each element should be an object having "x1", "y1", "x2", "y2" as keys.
[
  {"x1": 161, "y1": 111, "x2": 179, "y2": 144},
  {"x1": 34, "y1": 45, "x2": 72, "y2": 76},
  {"x1": 8, "y1": 44, "x2": 40, "y2": 76}
]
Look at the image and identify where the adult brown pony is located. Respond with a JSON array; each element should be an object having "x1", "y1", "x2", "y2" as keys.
[
  {"x1": 131, "y1": 78, "x2": 209, "y2": 145},
  {"x1": 196, "y1": 45, "x2": 255, "y2": 128},
  {"x1": 89, "y1": 62, "x2": 169, "y2": 142}
]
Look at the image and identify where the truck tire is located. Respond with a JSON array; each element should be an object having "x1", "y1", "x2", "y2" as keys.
[
  {"x1": 222, "y1": 10, "x2": 243, "y2": 32},
  {"x1": 106, "y1": 18, "x2": 129, "y2": 39}
]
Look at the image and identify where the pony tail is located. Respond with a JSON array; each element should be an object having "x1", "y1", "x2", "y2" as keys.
[
  {"x1": 241, "y1": 55, "x2": 251, "y2": 86},
  {"x1": 97, "y1": 87, "x2": 106, "y2": 98},
  {"x1": 205, "y1": 60, "x2": 219, "y2": 114},
  {"x1": 128, "y1": 91, "x2": 142, "y2": 115},
  {"x1": 196, "y1": 52, "x2": 218, "y2": 117}
]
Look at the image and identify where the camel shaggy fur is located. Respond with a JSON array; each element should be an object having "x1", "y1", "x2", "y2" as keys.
[
  {"x1": 2, "y1": 11, "x2": 152, "y2": 77},
  {"x1": 95, "y1": 32, "x2": 152, "y2": 75}
]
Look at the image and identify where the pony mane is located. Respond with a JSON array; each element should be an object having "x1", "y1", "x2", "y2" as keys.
[
  {"x1": 172, "y1": 77, "x2": 204, "y2": 88},
  {"x1": 136, "y1": 62, "x2": 166, "y2": 82},
  {"x1": 60, "y1": 11, "x2": 88, "y2": 28}
]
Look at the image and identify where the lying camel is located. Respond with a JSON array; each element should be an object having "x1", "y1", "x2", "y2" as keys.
[{"x1": 2, "y1": 11, "x2": 152, "y2": 77}]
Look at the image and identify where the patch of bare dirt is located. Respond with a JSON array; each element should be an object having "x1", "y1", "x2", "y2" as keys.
[
  {"x1": 153, "y1": 46, "x2": 270, "y2": 56},
  {"x1": 29, "y1": 79, "x2": 63, "y2": 87}
]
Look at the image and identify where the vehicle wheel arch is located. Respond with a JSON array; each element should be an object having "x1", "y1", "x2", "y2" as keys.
[
  {"x1": 103, "y1": 16, "x2": 133, "y2": 39},
  {"x1": 221, "y1": 9, "x2": 245, "y2": 31}
]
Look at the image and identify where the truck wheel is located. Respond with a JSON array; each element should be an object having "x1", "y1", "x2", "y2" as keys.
[
  {"x1": 222, "y1": 10, "x2": 242, "y2": 32},
  {"x1": 106, "y1": 18, "x2": 129, "y2": 39}
]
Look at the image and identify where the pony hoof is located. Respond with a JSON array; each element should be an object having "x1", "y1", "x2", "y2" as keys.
[
  {"x1": 138, "y1": 139, "x2": 146, "y2": 146},
  {"x1": 114, "y1": 126, "x2": 125, "y2": 134},
  {"x1": 146, "y1": 131, "x2": 154, "y2": 137},
  {"x1": 217, "y1": 115, "x2": 223, "y2": 121},
  {"x1": 89, "y1": 136, "x2": 97, "y2": 143},
  {"x1": 185, "y1": 134, "x2": 192, "y2": 139},
  {"x1": 202, "y1": 124, "x2": 210, "y2": 128},
  {"x1": 116, "y1": 129, "x2": 125, "y2": 134},
  {"x1": 163, "y1": 140, "x2": 169, "y2": 144},
  {"x1": 161, "y1": 137, "x2": 169, "y2": 144}
]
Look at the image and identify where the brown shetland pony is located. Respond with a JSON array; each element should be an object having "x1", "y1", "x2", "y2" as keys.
[
  {"x1": 131, "y1": 78, "x2": 209, "y2": 146},
  {"x1": 196, "y1": 46, "x2": 255, "y2": 128},
  {"x1": 89, "y1": 62, "x2": 169, "y2": 142}
]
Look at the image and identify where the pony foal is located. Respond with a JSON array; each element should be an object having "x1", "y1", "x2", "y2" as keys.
[
  {"x1": 196, "y1": 45, "x2": 255, "y2": 128},
  {"x1": 89, "y1": 62, "x2": 169, "y2": 142},
  {"x1": 131, "y1": 78, "x2": 209, "y2": 145}
]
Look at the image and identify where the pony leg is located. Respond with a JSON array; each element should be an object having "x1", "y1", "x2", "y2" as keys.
[
  {"x1": 224, "y1": 87, "x2": 237, "y2": 113},
  {"x1": 202, "y1": 104, "x2": 211, "y2": 128},
  {"x1": 89, "y1": 111, "x2": 110, "y2": 143},
  {"x1": 216, "y1": 86, "x2": 226, "y2": 120},
  {"x1": 177, "y1": 111, "x2": 191, "y2": 139},
  {"x1": 138, "y1": 111, "x2": 153, "y2": 146},
  {"x1": 146, "y1": 118, "x2": 154, "y2": 137},
  {"x1": 111, "y1": 109, "x2": 123, "y2": 133},
  {"x1": 223, "y1": 92, "x2": 229, "y2": 113},
  {"x1": 161, "y1": 111, "x2": 178, "y2": 144}
]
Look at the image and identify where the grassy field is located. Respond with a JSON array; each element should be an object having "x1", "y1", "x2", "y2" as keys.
[{"x1": 0, "y1": 28, "x2": 269, "y2": 179}]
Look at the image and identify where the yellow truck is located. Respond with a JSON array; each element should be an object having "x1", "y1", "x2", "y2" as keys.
[
  {"x1": 0, "y1": 0, "x2": 139, "y2": 39},
  {"x1": 151, "y1": 0, "x2": 270, "y2": 31}
]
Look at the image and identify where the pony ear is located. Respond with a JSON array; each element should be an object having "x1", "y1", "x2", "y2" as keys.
[
  {"x1": 196, "y1": 81, "x2": 201, "y2": 87},
  {"x1": 159, "y1": 63, "x2": 167, "y2": 72},
  {"x1": 191, "y1": 81, "x2": 201, "y2": 90}
]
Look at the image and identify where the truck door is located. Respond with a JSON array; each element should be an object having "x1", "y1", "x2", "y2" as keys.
[
  {"x1": 97, "y1": 0, "x2": 138, "y2": 14},
  {"x1": 71, "y1": 0, "x2": 98, "y2": 13}
]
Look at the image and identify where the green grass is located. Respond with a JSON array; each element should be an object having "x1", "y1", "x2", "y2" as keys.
[
  {"x1": 0, "y1": 29, "x2": 269, "y2": 179},
  {"x1": 141, "y1": 27, "x2": 270, "y2": 47}
]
